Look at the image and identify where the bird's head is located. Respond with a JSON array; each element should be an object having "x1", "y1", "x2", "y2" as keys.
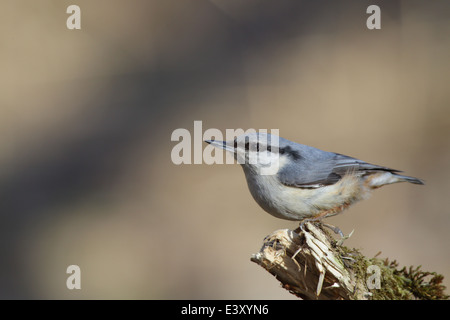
[{"x1": 205, "y1": 133, "x2": 293, "y2": 175}]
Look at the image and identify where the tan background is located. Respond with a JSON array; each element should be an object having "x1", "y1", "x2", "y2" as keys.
[{"x1": 0, "y1": 0, "x2": 449, "y2": 298}]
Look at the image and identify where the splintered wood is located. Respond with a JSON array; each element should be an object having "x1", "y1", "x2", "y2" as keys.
[{"x1": 250, "y1": 222, "x2": 369, "y2": 300}]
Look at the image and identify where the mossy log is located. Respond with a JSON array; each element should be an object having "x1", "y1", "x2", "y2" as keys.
[{"x1": 251, "y1": 222, "x2": 448, "y2": 300}]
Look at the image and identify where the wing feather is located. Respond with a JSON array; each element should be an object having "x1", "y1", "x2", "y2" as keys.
[{"x1": 278, "y1": 152, "x2": 400, "y2": 188}]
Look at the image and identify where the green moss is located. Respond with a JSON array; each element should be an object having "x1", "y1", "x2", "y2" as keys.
[
  {"x1": 388, "y1": 261, "x2": 449, "y2": 300},
  {"x1": 330, "y1": 239, "x2": 448, "y2": 300}
]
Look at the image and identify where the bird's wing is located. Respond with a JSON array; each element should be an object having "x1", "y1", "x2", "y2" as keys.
[{"x1": 278, "y1": 153, "x2": 400, "y2": 188}]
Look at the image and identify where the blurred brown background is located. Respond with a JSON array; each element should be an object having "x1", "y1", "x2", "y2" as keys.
[{"x1": 0, "y1": 0, "x2": 449, "y2": 299}]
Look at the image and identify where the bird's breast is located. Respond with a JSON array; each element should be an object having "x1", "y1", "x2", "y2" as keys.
[{"x1": 243, "y1": 171, "x2": 367, "y2": 221}]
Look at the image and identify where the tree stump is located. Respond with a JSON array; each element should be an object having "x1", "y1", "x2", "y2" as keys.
[{"x1": 251, "y1": 222, "x2": 448, "y2": 300}]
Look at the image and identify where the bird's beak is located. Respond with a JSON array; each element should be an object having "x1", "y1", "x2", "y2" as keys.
[{"x1": 204, "y1": 140, "x2": 235, "y2": 153}]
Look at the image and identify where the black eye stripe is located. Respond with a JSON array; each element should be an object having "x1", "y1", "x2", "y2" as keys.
[
  {"x1": 235, "y1": 140, "x2": 273, "y2": 152},
  {"x1": 245, "y1": 142, "x2": 260, "y2": 151},
  {"x1": 280, "y1": 146, "x2": 302, "y2": 160}
]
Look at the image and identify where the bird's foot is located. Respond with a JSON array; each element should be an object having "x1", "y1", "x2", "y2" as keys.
[
  {"x1": 322, "y1": 223, "x2": 344, "y2": 238},
  {"x1": 298, "y1": 218, "x2": 344, "y2": 238}
]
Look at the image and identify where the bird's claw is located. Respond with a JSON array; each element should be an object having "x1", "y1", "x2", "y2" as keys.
[
  {"x1": 298, "y1": 219, "x2": 346, "y2": 239},
  {"x1": 322, "y1": 223, "x2": 344, "y2": 238}
]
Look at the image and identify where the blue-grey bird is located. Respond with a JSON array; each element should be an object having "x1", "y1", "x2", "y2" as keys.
[{"x1": 205, "y1": 133, "x2": 424, "y2": 222}]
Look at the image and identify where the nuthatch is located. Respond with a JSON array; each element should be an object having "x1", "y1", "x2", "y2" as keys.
[{"x1": 206, "y1": 133, "x2": 423, "y2": 227}]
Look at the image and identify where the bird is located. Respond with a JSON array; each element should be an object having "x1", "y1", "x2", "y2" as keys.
[{"x1": 205, "y1": 133, "x2": 424, "y2": 228}]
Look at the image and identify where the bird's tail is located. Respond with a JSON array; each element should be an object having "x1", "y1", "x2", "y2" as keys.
[
  {"x1": 394, "y1": 174, "x2": 425, "y2": 185},
  {"x1": 366, "y1": 172, "x2": 425, "y2": 188}
]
